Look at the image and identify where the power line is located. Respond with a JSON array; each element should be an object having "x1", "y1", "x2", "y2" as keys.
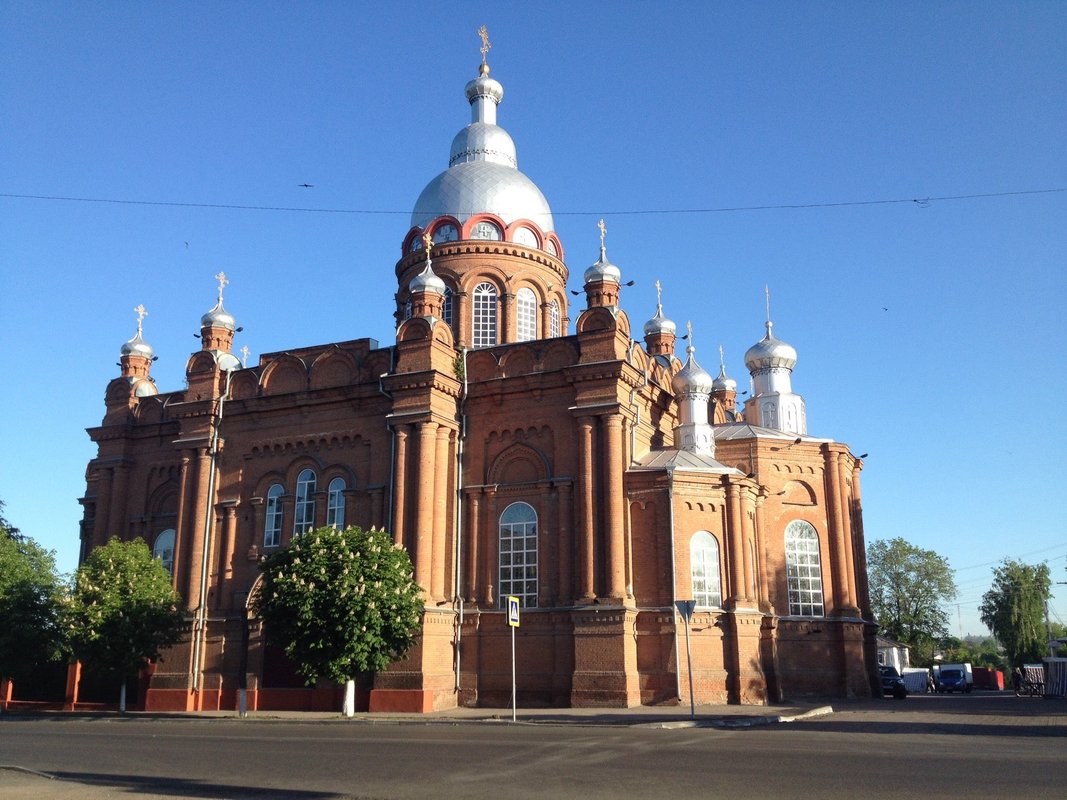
[
  {"x1": 1, "y1": 187, "x2": 1063, "y2": 217},
  {"x1": 952, "y1": 542, "x2": 1067, "y2": 573}
]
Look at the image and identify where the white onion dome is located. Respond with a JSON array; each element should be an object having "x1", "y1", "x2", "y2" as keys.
[
  {"x1": 409, "y1": 263, "x2": 446, "y2": 295},
  {"x1": 410, "y1": 64, "x2": 554, "y2": 234},
  {"x1": 201, "y1": 299, "x2": 236, "y2": 331},
  {"x1": 672, "y1": 346, "x2": 715, "y2": 395},
  {"x1": 132, "y1": 377, "x2": 158, "y2": 397},
  {"x1": 584, "y1": 246, "x2": 622, "y2": 285},
  {"x1": 643, "y1": 305, "x2": 676, "y2": 337},
  {"x1": 712, "y1": 362, "x2": 737, "y2": 392},
  {"x1": 120, "y1": 330, "x2": 154, "y2": 359},
  {"x1": 744, "y1": 321, "x2": 797, "y2": 371}
]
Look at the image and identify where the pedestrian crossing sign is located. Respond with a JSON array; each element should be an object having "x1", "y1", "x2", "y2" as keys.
[{"x1": 507, "y1": 596, "x2": 520, "y2": 627}]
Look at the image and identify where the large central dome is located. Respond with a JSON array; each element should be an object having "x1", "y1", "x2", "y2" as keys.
[{"x1": 410, "y1": 65, "x2": 555, "y2": 235}]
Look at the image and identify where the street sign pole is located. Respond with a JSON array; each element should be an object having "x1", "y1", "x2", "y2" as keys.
[
  {"x1": 675, "y1": 600, "x2": 696, "y2": 719},
  {"x1": 507, "y1": 596, "x2": 520, "y2": 722}
]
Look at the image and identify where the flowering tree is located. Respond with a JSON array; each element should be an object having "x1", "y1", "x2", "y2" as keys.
[
  {"x1": 67, "y1": 537, "x2": 184, "y2": 711},
  {"x1": 253, "y1": 525, "x2": 423, "y2": 716}
]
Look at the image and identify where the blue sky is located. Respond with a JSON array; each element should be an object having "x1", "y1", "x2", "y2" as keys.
[{"x1": 2, "y1": 2, "x2": 1065, "y2": 636}]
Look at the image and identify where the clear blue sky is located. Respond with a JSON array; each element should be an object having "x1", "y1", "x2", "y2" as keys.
[{"x1": 2, "y1": 2, "x2": 1065, "y2": 637}]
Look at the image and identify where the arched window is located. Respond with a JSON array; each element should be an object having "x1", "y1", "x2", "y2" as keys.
[
  {"x1": 690, "y1": 531, "x2": 722, "y2": 609},
  {"x1": 293, "y1": 469, "x2": 317, "y2": 536},
  {"x1": 472, "y1": 282, "x2": 498, "y2": 348},
  {"x1": 264, "y1": 484, "x2": 283, "y2": 548},
  {"x1": 499, "y1": 502, "x2": 537, "y2": 608},
  {"x1": 550, "y1": 299, "x2": 561, "y2": 338},
  {"x1": 442, "y1": 286, "x2": 455, "y2": 333},
  {"x1": 326, "y1": 477, "x2": 346, "y2": 529},
  {"x1": 153, "y1": 529, "x2": 175, "y2": 576},
  {"x1": 785, "y1": 520, "x2": 824, "y2": 617},
  {"x1": 516, "y1": 287, "x2": 536, "y2": 342}
]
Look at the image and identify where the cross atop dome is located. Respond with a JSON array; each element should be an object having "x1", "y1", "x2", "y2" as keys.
[
  {"x1": 216, "y1": 271, "x2": 229, "y2": 303},
  {"x1": 134, "y1": 303, "x2": 147, "y2": 336},
  {"x1": 477, "y1": 25, "x2": 491, "y2": 73}
]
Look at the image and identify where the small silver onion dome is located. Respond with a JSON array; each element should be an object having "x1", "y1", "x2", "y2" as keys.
[
  {"x1": 584, "y1": 251, "x2": 621, "y2": 285},
  {"x1": 464, "y1": 73, "x2": 504, "y2": 106},
  {"x1": 201, "y1": 299, "x2": 236, "y2": 331},
  {"x1": 744, "y1": 321, "x2": 797, "y2": 371},
  {"x1": 133, "y1": 377, "x2": 158, "y2": 397},
  {"x1": 410, "y1": 263, "x2": 446, "y2": 295},
  {"x1": 712, "y1": 363, "x2": 737, "y2": 392},
  {"x1": 121, "y1": 331, "x2": 154, "y2": 359},
  {"x1": 449, "y1": 123, "x2": 516, "y2": 168},
  {"x1": 672, "y1": 345, "x2": 715, "y2": 395},
  {"x1": 643, "y1": 306, "x2": 676, "y2": 337}
]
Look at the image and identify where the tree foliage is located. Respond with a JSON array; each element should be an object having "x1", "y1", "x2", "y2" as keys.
[
  {"x1": 67, "y1": 537, "x2": 184, "y2": 678},
  {"x1": 867, "y1": 537, "x2": 957, "y2": 662},
  {"x1": 253, "y1": 526, "x2": 423, "y2": 686},
  {"x1": 980, "y1": 559, "x2": 1052, "y2": 667},
  {"x1": 0, "y1": 509, "x2": 66, "y2": 681}
]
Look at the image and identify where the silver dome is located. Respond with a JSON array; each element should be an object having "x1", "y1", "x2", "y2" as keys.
[
  {"x1": 412, "y1": 161, "x2": 553, "y2": 231},
  {"x1": 410, "y1": 63, "x2": 554, "y2": 235},
  {"x1": 672, "y1": 346, "x2": 714, "y2": 395},
  {"x1": 712, "y1": 363, "x2": 737, "y2": 392},
  {"x1": 132, "y1": 377, "x2": 158, "y2": 397},
  {"x1": 120, "y1": 331, "x2": 154, "y2": 359},
  {"x1": 201, "y1": 299, "x2": 236, "y2": 331},
  {"x1": 643, "y1": 306, "x2": 676, "y2": 337},
  {"x1": 584, "y1": 250, "x2": 622, "y2": 285},
  {"x1": 744, "y1": 321, "x2": 797, "y2": 371},
  {"x1": 410, "y1": 263, "x2": 446, "y2": 295}
]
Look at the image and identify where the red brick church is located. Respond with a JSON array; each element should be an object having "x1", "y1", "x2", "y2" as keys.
[{"x1": 77, "y1": 38, "x2": 878, "y2": 712}]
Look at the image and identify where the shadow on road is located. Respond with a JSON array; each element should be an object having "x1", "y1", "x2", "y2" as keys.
[{"x1": 48, "y1": 771, "x2": 366, "y2": 799}]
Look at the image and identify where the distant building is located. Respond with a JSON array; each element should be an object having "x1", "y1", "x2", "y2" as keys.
[{"x1": 77, "y1": 42, "x2": 877, "y2": 711}]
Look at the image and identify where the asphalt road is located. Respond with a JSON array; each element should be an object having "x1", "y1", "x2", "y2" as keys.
[{"x1": 1, "y1": 694, "x2": 1064, "y2": 799}]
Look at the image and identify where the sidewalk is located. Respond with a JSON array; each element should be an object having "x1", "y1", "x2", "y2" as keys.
[{"x1": 3, "y1": 700, "x2": 836, "y2": 729}]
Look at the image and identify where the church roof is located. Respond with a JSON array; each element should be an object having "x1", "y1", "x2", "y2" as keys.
[
  {"x1": 631, "y1": 449, "x2": 741, "y2": 474},
  {"x1": 712, "y1": 423, "x2": 831, "y2": 443}
]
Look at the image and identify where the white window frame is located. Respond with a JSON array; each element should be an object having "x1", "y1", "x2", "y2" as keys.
[
  {"x1": 153, "y1": 528, "x2": 176, "y2": 576},
  {"x1": 498, "y1": 501, "x2": 538, "y2": 609},
  {"x1": 293, "y1": 469, "x2": 317, "y2": 536},
  {"x1": 785, "y1": 520, "x2": 825, "y2": 617},
  {"x1": 264, "y1": 484, "x2": 283, "y2": 548},
  {"x1": 326, "y1": 477, "x2": 346, "y2": 529},
  {"x1": 550, "y1": 299, "x2": 561, "y2": 338},
  {"x1": 516, "y1": 287, "x2": 536, "y2": 342},
  {"x1": 690, "y1": 531, "x2": 722, "y2": 609},
  {"x1": 472, "y1": 282, "x2": 498, "y2": 348}
]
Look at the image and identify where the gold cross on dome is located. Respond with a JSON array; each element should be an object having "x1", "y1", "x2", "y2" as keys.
[
  {"x1": 422, "y1": 230, "x2": 434, "y2": 251},
  {"x1": 477, "y1": 25, "x2": 491, "y2": 64},
  {"x1": 215, "y1": 271, "x2": 229, "y2": 302},
  {"x1": 134, "y1": 304, "x2": 147, "y2": 335},
  {"x1": 597, "y1": 218, "x2": 607, "y2": 250},
  {"x1": 240, "y1": 345, "x2": 249, "y2": 367}
]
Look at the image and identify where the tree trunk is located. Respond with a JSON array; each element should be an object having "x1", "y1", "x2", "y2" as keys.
[
  {"x1": 342, "y1": 679, "x2": 355, "y2": 717},
  {"x1": 119, "y1": 681, "x2": 127, "y2": 713}
]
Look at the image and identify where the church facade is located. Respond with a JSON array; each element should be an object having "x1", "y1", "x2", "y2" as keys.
[{"x1": 78, "y1": 44, "x2": 878, "y2": 712}]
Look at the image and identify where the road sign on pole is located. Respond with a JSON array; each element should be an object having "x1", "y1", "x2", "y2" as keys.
[
  {"x1": 507, "y1": 596, "x2": 520, "y2": 721},
  {"x1": 507, "y1": 596, "x2": 521, "y2": 627}
]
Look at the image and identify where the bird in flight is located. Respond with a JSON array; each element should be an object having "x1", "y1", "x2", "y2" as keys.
[{"x1": 299, "y1": 183, "x2": 314, "y2": 188}]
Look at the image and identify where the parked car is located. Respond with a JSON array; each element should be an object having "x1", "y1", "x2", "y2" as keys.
[{"x1": 880, "y1": 665, "x2": 908, "y2": 699}]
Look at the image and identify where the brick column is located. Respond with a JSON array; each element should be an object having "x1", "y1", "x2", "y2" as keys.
[
  {"x1": 466, "y1": 491, "x2": 480, "y2": 603},
  {"x1": 741, "y1": 494, "x2": 757, "y2": 602},
  {"x1": 604, "y1": 414, "x2": 627, "y2": 601},
  {"x1": 577, "y1": 416, "x2": 596, "y2": 601},
  {"x1": 391, "y1": 425, "x2": 410, "y2": 548},
  {"x1": 835, "y1": 454, "x2": 858, "y2": 610},
  {"x1": 826, "y1": 450, "x2": 856, "y2": 614},
  {"x1": 92, "y1": 465, "x2": 113, "y2": 550},
  {"x1": 483, "y1": 488, "x2": 498, "y2": 606},
  {"x1": 107, "y1": 463, "x2": 129, "y2": 540},
  {"x1": 557, "y1": 482, "x2": 574, "y2": 605},
  {"x1": 539, "y1": 482, "x2": 555, "y2": 605},
  {"x1": 431, "y1": 426, "x2": 451, "y2": 602},
  {"x1": 725, "y1": 481, "x2": 745, "y2": 605},
  {"x1": 755, "y1": 491, "x2": 772, "y2": 612},
  {"x1": 221, "y1": 504, "x2": 238, "y2": 594},
  {"x1": 414, "y1": 422, "x2": 437, "y2": 599},
  {"x1": 851, "y1": 464, "x2": 871, "y2": 618},
  {"x1": 185, "y1": 446, "x2": 212, "y2": 611}
]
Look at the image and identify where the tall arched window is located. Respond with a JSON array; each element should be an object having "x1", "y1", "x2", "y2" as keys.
[
  {"x1": 785, "y1": 520, "x2": 824, "y2": 616},
  {"x1": 690, "y1": 531, "x2": 722, "y2": 609},
  {"x1": 153, "y1": 529, "x2": 176, "y2": 576},
  {"x1": 264, "y1": 484, "x2": 283, "y2": 548},
  {"x1": 550, "y1": 299, "x2": 561, "y2": 338},
  {"x1": 472, "y1": 282, "x2": 498, "y2": 348},
  {"x1": 293, "y1": 469, "x2": 317, "y2": 536},
  {"x1": 326, "y1": 477, "x2": 346, "y2": 529},
  {"x1": 442, "y1": 286, "x2": 455, "y2": 333},
  {"x1": 499, "y1": 501, "x2": 537, "y2": 608},
  {"x1": 516, "y1": 287, "x2": 536, "y2": 342}
]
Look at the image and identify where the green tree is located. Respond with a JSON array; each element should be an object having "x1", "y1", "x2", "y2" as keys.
[
  {"x1": 67, "y1": 537, "x2": 184, "y2": 711},
  {"x1": 253, "y1": 525, "x2": 423, "y2": 716},
  {"x1": 980, "y1": 559, "x2": 1052, "y2": 667},
  {"x1": 0, "y1": 507, "x2": 66, "y2": 695},
  {"x1": 867, "y1": 537, "x2": 957, "y2": 664}
]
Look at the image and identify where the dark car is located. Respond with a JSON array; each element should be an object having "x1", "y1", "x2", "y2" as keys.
[{"x1": 880, "y1": 665, "x2": 908, "y2": 699}]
